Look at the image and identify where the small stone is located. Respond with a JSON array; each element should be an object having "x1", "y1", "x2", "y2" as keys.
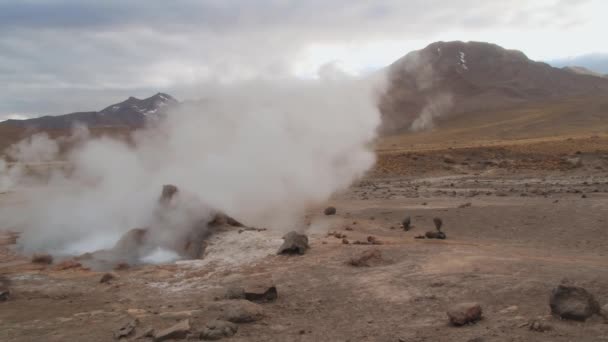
[
  {"x1": 550, "y1": 285, "x2": 600, "y2": 321},
  {"x1": 114, "y1": 319, "x2": 138, "y2": 340},
  {"x1": 342, "y1": 238, "x2": 349, "y2": 245},
  {"x1": 200, "y1": 320, "x2": 238, "y2": 340},
  {"x1": 324, "y1": 206, "x2": 337, "y2": 215},
  {"x1": 154, "y1": 319, "x2": 191, "y2": 341},
  {"x1": 402, "y1": 216, "x2": 411, "y2": 231},
  {"x1": 425, "y1": 231, "x2": 446, "y2": 239},
  {"x1": 447, "y1": 302, "x2": 483, "y2": 326},
  {"x1": 244, "y1": 281, "x2": 277, "y2": 303},
  {"x1": 277, "y1": 231, "x2": 309, "y2": 255}
]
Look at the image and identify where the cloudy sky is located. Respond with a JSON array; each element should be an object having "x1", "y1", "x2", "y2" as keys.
[{"x1": 1, "y1": 0, "x2": 607, "y2": 120}]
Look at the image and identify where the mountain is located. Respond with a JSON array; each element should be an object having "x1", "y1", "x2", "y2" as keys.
[
  {"x1": 379, "y1": 41, "x2": 608, "y2": 134},
  {"x1": 549, "y1": 53, "x2": 608, "y2": 75},
  {"x1": 562, "y1": 66, "x2": 607, "y2": 78},
  {"x1": 0, "y1": 93, "x2": 178, "y2": 130}
]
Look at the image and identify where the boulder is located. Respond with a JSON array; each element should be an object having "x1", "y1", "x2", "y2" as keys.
[
  {"x1": 200, "y1": 320, "x2": 238, "y2": 340},
  {"x1": 549, "y1": 285, "x2": 600, "y2": 321},
  {"x1": 324, "y1": 206, "x2": 337, "y2": 215},
  {"x1": 243, "y1": 281, "x2": 278, "y2": 303},
  {"x1": 154, "y1": 319, "x2": 191, "y2": 341},
  {"x1": 277, "y1": 231, "x2": 309, "y2": 255},
  {"x1": 425, "y1": 231, "x2": 446, "y2": 239},
  {"x1": 447, "y1": 302, "x2": 483, "y2": 326}
]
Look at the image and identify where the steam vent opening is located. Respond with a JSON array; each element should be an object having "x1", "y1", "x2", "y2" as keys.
[{"x1": 63, "y1": 184, "x2": 246, "y2": 271}]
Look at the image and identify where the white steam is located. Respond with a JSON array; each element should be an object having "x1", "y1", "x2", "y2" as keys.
[
  {"x1": 0, "y1": 77, "x2": 382, "y2": 257},
  {"x1": 410, "y1": 93, "x2": 453, "y2": 131}
]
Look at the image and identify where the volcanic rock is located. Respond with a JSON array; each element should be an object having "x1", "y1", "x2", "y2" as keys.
[
  {"x1": 243, "y1": 281, "x2": 278, "y2": 303},
  {"x1": 100, "y1": 272, "x2": 118, "y2": 284},
  {"x1": 324, "y1": 206, "x2": 337, "y2": 215},
  {"x1": 402, "y1": 216, "x2": 411, "y2": 230},
  {"x1": 447, "y1": 302, "x2": 483, "y2": 326},
  {"x1": 277, "y1": 231, "x2": 309, "y2": 255},
  {"x1": 0, "y1": 276, "x2": 10, "y2": 302},
  {"x1": 549, "y1": 284, "x2": 600, "y2": 321}
]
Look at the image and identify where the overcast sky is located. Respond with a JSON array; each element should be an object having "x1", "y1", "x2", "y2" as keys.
[{"x1": 1, "y1": 0, "x2": 607, "y2": 120}]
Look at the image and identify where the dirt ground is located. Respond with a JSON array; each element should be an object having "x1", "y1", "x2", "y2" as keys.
[{"x1": 1, "y1": 136, "x2": 608, "y2": 342}]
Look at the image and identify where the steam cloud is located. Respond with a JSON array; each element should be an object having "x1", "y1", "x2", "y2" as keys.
[{"x1": 0, "y1": 76, "x2": 382, "y2": 258}]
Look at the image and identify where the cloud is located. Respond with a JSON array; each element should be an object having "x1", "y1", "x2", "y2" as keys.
[{"x1": 0, "y1": 0, "x2": 600, "y2": 118}]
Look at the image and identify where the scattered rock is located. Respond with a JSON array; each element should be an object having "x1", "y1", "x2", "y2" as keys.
[
  {"x1": 348, "y1": 249, "x2": 383, "y2": 267},
  {"x1": 324, "y1": 206, "x2": 337, "y2": 215},
  {"x1": 277, "y1": 231, "x2": 309, "y2": 255},
  {"x1": 447, "y1": 302, "x2": 483, "y2": 326},
  {"x1": 529, "y1": 320, "x2": 553, "y2": 332},
  {"x1": 342, "y1": 238, "x2": 350, "y2": 245},
  {"x1": 100, "y1": 272, "x2": 118, "y2": 284},
  {"x1": 458, "y1": 202, "x2": 472, "y2": 208},
  {"x1": 200, "y1": 320, "x2": 238, "y2": 340},
  {"x1": 31, "y1": 253, "x2": 53, "y2": 265},
  {"x1": 114, "y1": 319, "x2": 138, "y2": 340},
  {"x1": 154, "y1": 319, "x2": 191, "y2": 341},
  {"x1": 402, "y1": 216, "x2": 411, "y2": 231},
  {"x1": 550, "y1": 284, "x2": 600, "y2": 321},
  {"x1": 414, "y1": 235, "x2": 426, "y2": 239},
  {"x1": 216, "y1": 300, "x2": 265, "y2": 323}
]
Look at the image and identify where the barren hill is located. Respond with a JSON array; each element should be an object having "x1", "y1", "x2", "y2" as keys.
[{"x1": 379, "y1": 41, "x2": 608, "y2": 135}]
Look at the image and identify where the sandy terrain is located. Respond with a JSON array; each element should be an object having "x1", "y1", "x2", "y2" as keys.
[{"x1": 1, "y1": 135, "x2": 608, "y2": 342}]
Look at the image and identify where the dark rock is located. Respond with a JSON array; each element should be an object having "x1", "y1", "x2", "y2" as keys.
[
  {"x1": 447, "y1": 302, "x2": 483, "y2": 326},
  {"x1": 324, "y1": 206, "x2": 337, "y2": 215},
  {"x1": 414, "y1": 235, "x2": 426, "y2": 239},
  {"x1": 277, "y1": 231, "x2": 309, "y2": 255},
  {"x1": 159, "y1": 184, "x2": 178, "y2": 204},
  {"x1": 200, "y1": 320, "x2": 238, "y2": 340},
  {"x1": 348, "y1": 249, "x2": 383, "y2": 267},
  {"x1": 402, "y1": 216, "x2": 411, "y2": 230},
  {"x1": 114, "y1": 319, "x2": 138, "y2": 340},
  {"x1": 342, "y1": 238, "x2": 350, "y2": 245},
  {"x1": 100, "y1": 272, "x2": 118, "y2": 284},
  {"x1": 549, "y1": 285, "x2": 600, "y2": 321},
  {"x1": 31, "y1": 253, "x2": 53, "y2": 264},
  {"x1": 425, "y1": 231, "x2": 447, "y2": 239},
  {"x1": 154, "y1": 319, "x2": 191, "y2": 341}
]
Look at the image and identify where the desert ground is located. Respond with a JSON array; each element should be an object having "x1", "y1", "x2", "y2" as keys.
[{"x1": 1, "y1": 132, "x2": 607, "y2": 342}]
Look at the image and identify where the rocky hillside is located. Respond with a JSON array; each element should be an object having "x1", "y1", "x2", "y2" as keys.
[
  {"x1": 379, "y1": 41, "x2": 608, "y2": 134},
  {"x1": 0, "y1": 93, "x2": 178, "y2": 130}
]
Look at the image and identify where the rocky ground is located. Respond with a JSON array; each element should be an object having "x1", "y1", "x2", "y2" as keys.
[{"x1": 1, "y1": 136, "x2": 608, "y2": 341}]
